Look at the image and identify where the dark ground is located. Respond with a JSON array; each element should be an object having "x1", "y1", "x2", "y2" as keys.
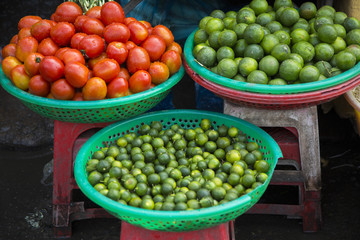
[{"x1": 1, "y1": 103, "x2": 360, "y2": 240}]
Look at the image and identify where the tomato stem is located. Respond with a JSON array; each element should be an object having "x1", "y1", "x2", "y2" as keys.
[{"x1": 67, "y1": 0, "x2": 111, "y2": 13}]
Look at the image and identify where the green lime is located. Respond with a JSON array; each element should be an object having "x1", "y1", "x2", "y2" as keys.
[
  {"x1": 343, "y1": 17, "x2": 360, "y2": 32},
  {"x1": 287, "y1": 53, "x2": 304, "y2": 67},
  {"x1": 96, "y1": 159, "x2": 111, "y2": 173},
  {"x1": 226, "y1": 10, "x2": 237, "y2": 19},
  {"x1": 334, "y1": 24, "x2": 346, "y2": 39},
  {"x1": 233, "y1": 39, "x2": 248, "y2": 57},
  {"x1": 271, "y1": 43, "x2": 291, "y2": 62},
  {"x1": 260, "y1": 33, "x2": 280, "y2": 54},
  {"x1": 208, "y1": 30, "x2": 221, "y2": 50},
  {"x1": 273, "y1": 0, "x2": 293, "y2": 11},
  {"x1": 223, "y1": 17, "x2": 237, "y2": 30},
  {"x1": 211, "y1": 186, "x2": 226, "y2": 201},
  {"x1": 199, "y1": 16, "x2": 213, "y2": 29},
  {"x1": 290, "y1": 28, "x2": 309, "y2": 44},
  {"x1": 316, "y1": 5, "x2": 335, "y2": 19},
  {"x1": 256, "y1": 172, "x2": 268, "y2": 183},
  {"x1": 250, "y1": 0, "x2": 268, "y2": 15},
  {"x1": 314, "y1": 61, "x2": 332, "y2": 77},
  {"x1": 299, "y1": 2, "x2": 317, "y2": 20},
  {"x1": 241, "y1": 174, "x2": 256, "y2": 188},
  {"x1": 259, "y1": 55, "x2": 279, "y2": 76},
  {"x1": 334, "y1": 11, "x2": 347, "y2": 25},
  {"x1": 273, "y1": 30, "x2": 291, "y2": 45},
  {"x1": 107, "y1": 188, "x2": 121, "y2": 201},
  {"x1": 291, "y1": 18, "x2": 310, "y2": 32},
  {"x1": 317, "y1": 24, "x2": 337, "y2": 44},
  {"x1": 218, "y1": 29, "x2": 237, "y2": 47},
  {"x1": 279, "y1": 59, "x2": 302, "y2": 82},
  {"x1": 244, "y1": 44, "x2": 264, "y2": 61},
  {"x1": 233, "y1": 23, "x2": 248, "y2": 39},
  {"x1": 299, "y1": 65, "x2": 320, "y2": 83},
  {"x1": 236, "y1": 8, "x2": 256, "y2": 24},
  {"x1": 345, "y1": 44, "x2": 360, "y2": 61},
  {"x1": 314, "y1": 16, "x2": 333, "y2": 32},
  {"x1": 308, "y1": 33, "x2": 320, "y2": 46},
  {"x1": 211, "y1": 9, "x2": 226, "y2": 19},
  {"x1": 269, "y1": 78, "x2": 287, "y2": 85},
  {"x1": 196, "y1": 46, "x2": 216, "y2": 67},
  {"x1": 346, "y1": 29, "x2": 360, "y2": 45},
  {"x1": 205, "y1": 18, "x2": 225, "y2": 35},
  {"x1": 217, "y1": 58, "x2": 238, "y2": 78},
  {"x1": 247, "y1": 70, "x2": 268, "y2": 84},
  {"x1": 238, "y1": 57, "x2": 258, "y2": 77},
  {"x1": 92, "y1": 150, "x2": 105, "y2": 160},
  {"x1": 315, "y1": 43, "x2": 335, "y2": 62},
  {"x1": 292, "y1": 41, "x2": 315, "y2": 63},
  {"x1": 217, "y1": 46, "x2": 235, "y2": 61},
  {"x1": 88, "y1": 171, "x2": 103, "y2": 186},
  {"x1": 194, "y1": 29, "x2": 208, "y2": 45},
  {"x1": 266, "y1": 21, "x2": 283, "y2": 33},
  {"x1": 256, "y1": 12, "x2": 273, "y2": 26},
  {"x1": 335, "y1": 51, "x2": 356, "y2": 71},
  {"x1": 243, "y1": 23, "x2": 264, "y2": 44},
  {"x1": 226, "y1": 149, "x2": 241, "y2": 163},
  {"x1": 279, "y1": 7, "x2": 299, "y2": 27}
]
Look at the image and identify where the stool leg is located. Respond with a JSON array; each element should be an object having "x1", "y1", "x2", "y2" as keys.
[{"x1": 303, "y1": 191, "x2": 322, "y2": 232}]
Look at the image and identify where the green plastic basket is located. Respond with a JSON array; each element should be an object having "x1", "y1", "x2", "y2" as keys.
[
  {"x1": 74, "y1": 109, "x2": 282, "y2": 232},
  {"x1": 184, "y1": 29, "x2": 360, "y2": 95},
  {"x1": 0, "y1": 66, "x2": 184, "y2": 123}
]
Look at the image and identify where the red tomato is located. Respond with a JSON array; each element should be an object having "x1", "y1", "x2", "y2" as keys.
[
  {"x1": 61, "y1": 48, "x2": 85, "y2": 65},
  {"x1": 53, "y1": 2, "x2": 83, "y2": 23},
  {"x1": 118, "y1": 67, "x2": 130, "y2": 81},
  {"x1": 148, "y1": 61, "x2": 170, "y2": 85},
  {"x1": 92, "y1": 58, "x2": 120, "y2": 83},
  {"x1": 30, "y1": 20, "x2": 52, "y2": 42},
  {"x1": 125, "y1": 41, "x2": 137, "y2": 51},
  {"x1": 101, "y1": 1, "x2": 125, "y2": 25},
  {"x1": 46, "y1": 19, "x2": 57, "y2": 28},
  {"x1": 18, "y1": 28, "x2": 32, "y2": 40},
  {"x1": 103, "y1": 23, "x2": 130, "y2": 43},
  {"x1": 128, "y1": 70, "x2": 151, "y2": 93},
  {"x1": 86, "y1": 6, "x2": 102, "y2": 20},
  {"x1": 50, "y1": 22, "x2": 75, "y2": 47},
  {"x1": 82, "y1": 77, "x2": 107, "y2": 100},
  {"x1": 87, "y1": 52, "x2": 107, "y2": 70},
  {"x1": 39, "y1": 56, "x2": 65, "y2": 82},
  {"x1": 141, "y1": 35, "x2": 166, "y2": 61},
  {"x1": 160, "y1": 50, "x2": 182, "y2": 75},
  {"x1": 10, "y1": 35, "x2": 19, "y2": 44},
  {"x1": 28, "y1": 75, "x2": 50, "y2": 97},
  {"x1": 2, "y1": 43, "x2": 16, "y2": 58},
  {"x1": 152, "y1": 25, "x2": 174, "y2": 47},
  {"x1": 82, "y1": 17, "x2": 105, "y2": 37},
  {"x1": 64, "y1": 62, "x2": 89, "y2": 88},
  {"x1": 1, "y1": 56, "x2": 22, "y2": 78},
  {"x1": 18, "y1": 16, "x2": 41, "y2": 30},
  {"x1": 166, "y1": 42, "x2": 183, "y2": 56},
  {"x1": 106, "y1": 42, "x2": 128, "y2": 65},
  {"x1": 128, "y1": 21, "x2": 149, "y2": 45},
  {"x1": 24, "y1": 52, "x2": 44, "y2": 77},
  {"x1": 11, "y1": 64, "x2": 30, "y2": 90},
  {"x1": 107, "y1": 77, "x2": 128, "y2": 98},
  {"x1": 15, "y1": 36, "x2": 38, "y2": 62},
  {"x1": 74, "y1": 15, "x2": 90, "y2": 32},
  {"x1": 55, "y1": 47, "x2": 71, "y2": 59},
  {"x1": 126, "y1": 46, "x2": 150, "y2": 74},
  {"x1": 37, "y1": 38, "x2": 59, "y2": 56},
  {"x1": 70, "y1": 33, "x2": 87, "y2": 49},
  {"x1": 124, "y1": 17, "x2": 137, "y2": 26},
  {"x1": 140, "y1": 20, "x2": 152, "y2": 34},
  {"x1": 72, "y1": 91, "x2": 84, "y2": 101},
  {"x1": 51, "y1": 78, "x2": 75, "y2": 100},
  {"x1": 79, "y1": 34, "x2": 105, "y2": 58}
]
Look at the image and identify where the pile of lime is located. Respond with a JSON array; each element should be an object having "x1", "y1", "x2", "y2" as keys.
[
  {"x1": 193, "y1": 0, "x2": 360, "y2": 85},
  {"x1": 86, "y1": 119, "x2": 270, "y2": 211}
]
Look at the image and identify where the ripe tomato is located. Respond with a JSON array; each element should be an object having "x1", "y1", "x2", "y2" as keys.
[
  {"x1": 125, "y1": 41, "x2": 137, "y2": 51},
  {"x1": 53, "y1": 2, "x2": 83, "y2": 23},
  {"x1": 70, "y1": 33, "x2": 87, "y2": 50},
  {"x1": 39, "y1": 56, "x2": 64, "y2": 82},
  {"x1": 118, "y1": 67, "x2": 130, "y2": 81},
  {"x1": 30, "y1": 20, "x2": 52, "y2": 42},
  {"x1": 92, "y1": 58, "x2": 120, "y2": 83},
  {"x1": 141, "y1": 35, "x2": 166, "y2": 61},
  {"x1": 28, "y1": 75, "x2": 50, "y2": 97},
  {"x1": 15, "y1": 36, "x2": 38, "y2": 62},
  {"x1": 87, "y1": 52, "x2": 107, "y2": 69},
  {"x1": 101, "y1": 1, "x2": 125, "y2": 25},
  {"x1": 86, "y1": 6, "x2": 102, "y2": 20},
  {"x1": 152, "y1": 25, "x2": 174, "y2": 47},
  {"x1": 160, "y1": 50, "x2": 182, "y2": 75},
  {"x1": 18, "y1": 28, "x2": 32, "y2": 40},
  {"x1": 37, "y1": 38, "x2": 59, "y2": 56},
  {"x1": 82, "y1": 77, "x2": 107, "y2": 100},
  {"x1": 24, "y1": 52, "x2": 44, "y2": 77},
  {"x1": 74, "y1": 15, "x2": 90, "y2": 32},
  {"x1": 10, "y1": 35, "x2": 19, "y2": 44},
  {"x1": 128, "y1": 21, "x2": 149, "y2": 45},
  {"x1": 79, "y1": 34, "x2": 105, "y2": 58},
  {"x1": 128, "y1": 70, "x2": 151, "y2": 93},
  {"x1": 72, "y1": 91, "x2": 84, "y2": 101},
  {"x1": 82, "y1": 17, "x2": 105, "y2": 37},
  {"x1": 140, "y1": 20, "x2": 152, "y2": 34},
  {"x1": 103, "y1": 23, "x2": 130, "y2": 43},
  {"x1": 124, "y1": 17, "x2": 137, "y2": 26},
  {"x1": 106, "y1": 41, "x2": 128, "y2": 65},
  {"x1": 60, "y1": 48, "x2": 85, "y2": 65},
  {"x1": 64, "y1": 62, "x2": 89, "y2": 88},
  {"x1": 107, "y1": 77, "x2": 128, "y2": 98},
  {"x1": 2, "y1": 43, "x2": 16, "y2": 58},
  {"x1": 11, "y1": 64, "x2": 30, "y2": 90},
  {"x1": 148, "y1": 62, "x2": 170, "y2": 85},
  {"x1": 126, "y1": 46, "x2": 150, "y2": 74},
  {"x1": 1, "y1": 56, "x2": 22, "y2": 78},
  {"x1": 55, "y1": 47, "x2": 71, "y2": 59},
  {"x1": 50, "y1": 22, "x2": 75, "y2": 47},
  {"x1": 18, "y1": 15, "x2": 41, "y2": 30},
  {"x1": 51, "y1": 78, "x2": 75, "y2": 100},
  {"x1": 166, "y1": 42, "x2": 182, "y2": 56}
]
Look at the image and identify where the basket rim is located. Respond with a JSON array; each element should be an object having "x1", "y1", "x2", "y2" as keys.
[
  {"x1": 0, "y1": 66, "x2": 184, "y2": 109},
  {"x1": 74, "y1": 109, "x2": 283, "y2": 221},
  {"x1": 184, "y1": 28, "x2": 360, "y2": 95}
]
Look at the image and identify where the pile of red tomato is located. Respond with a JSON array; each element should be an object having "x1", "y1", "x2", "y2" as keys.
[{"x1": 1, "y1": 1, "x2": 182, "y2": 100}]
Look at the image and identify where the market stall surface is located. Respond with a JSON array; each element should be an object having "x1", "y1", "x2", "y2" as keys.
[{"x1": 1, "y1": 108, "x2": 360, "y2": 240}]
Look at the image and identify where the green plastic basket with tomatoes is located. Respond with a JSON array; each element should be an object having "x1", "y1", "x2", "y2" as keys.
[
  {"x1": 0, "y1": 67, "x2": 184, "y2": 123},
  {"x1": 74, "y1": 109, "x2": 282, "y2": 231}
]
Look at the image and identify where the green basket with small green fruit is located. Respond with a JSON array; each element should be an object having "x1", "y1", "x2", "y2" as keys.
[
  {"x1": 74, "y1": 109, "x2": 282, "y2": 231},
  {"x1": 184, "y1": 0, "x2": 360, "y2": 94},
  {"x1": 0, "y1": 67, "x2": 184, "y2": 123}
]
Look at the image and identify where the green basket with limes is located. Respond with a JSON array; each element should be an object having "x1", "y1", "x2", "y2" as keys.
[
  {"x1": 0, "y1": 67, "x2": 184, "y2": 123},
  {"x1": 74, "y1": 109, "x2": 282, "y2": 232}
]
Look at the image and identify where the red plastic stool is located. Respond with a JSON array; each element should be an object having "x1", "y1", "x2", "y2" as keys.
[{"x1": 120, "y1": 221, "x2": 235, "y2": 240}]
